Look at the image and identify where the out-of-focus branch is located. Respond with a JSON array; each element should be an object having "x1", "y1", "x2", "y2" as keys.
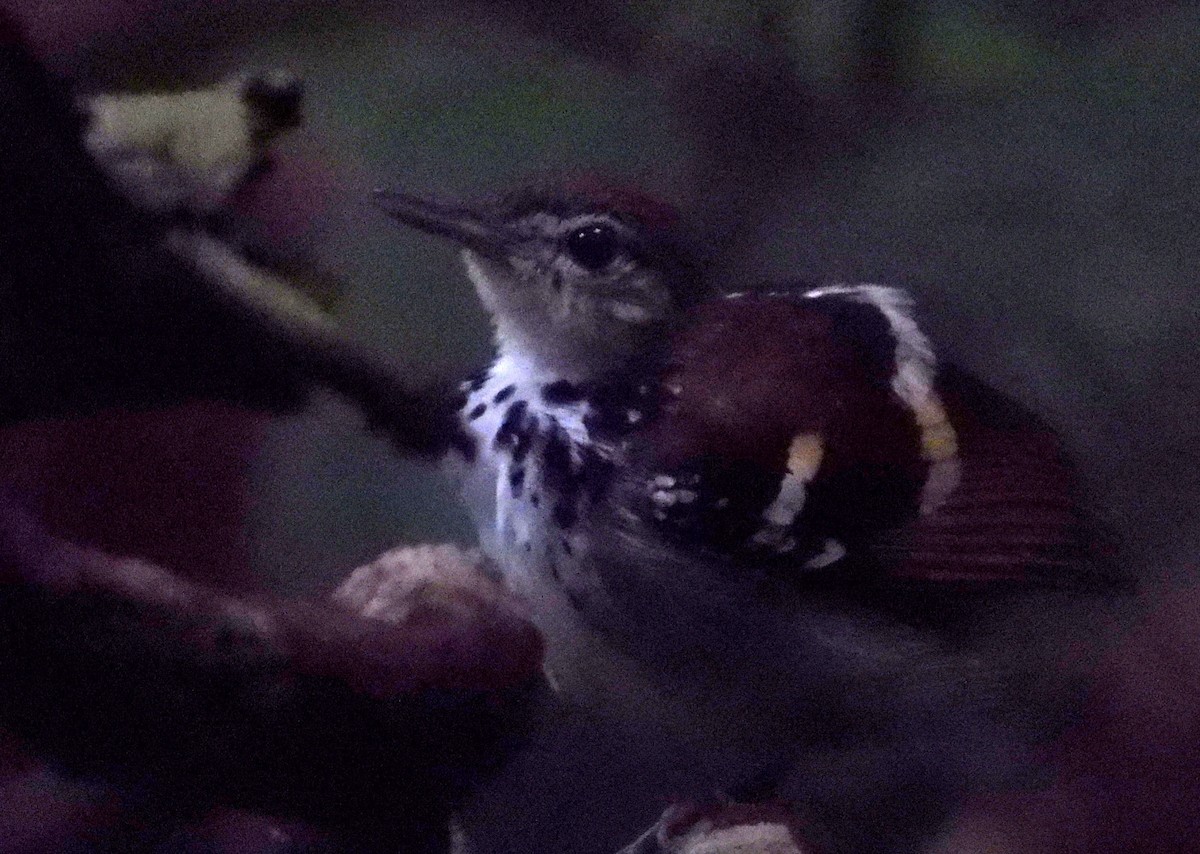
[
  {"x1": 617, "y1": 799, "x2": 827, "y2": 853},
  {"x1": 0, "y1": 490, "x2": 543, "y2": 851},
  {"x1": 0, "y1": 20, "x2": 544, "y2": 850},
  {"x1": 0, "y1": 11, "x2": 456, "y2": 457}
]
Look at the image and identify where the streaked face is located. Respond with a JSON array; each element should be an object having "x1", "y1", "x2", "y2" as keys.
[
  {"x1": 464, "y1": 211, "x2": 676, "y2": 369},
  {"x1": 378, "y1": 190, "x2": 682, "y2": 378}
]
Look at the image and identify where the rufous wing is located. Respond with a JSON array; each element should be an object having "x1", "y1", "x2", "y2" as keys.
[
  {"x1": 632, "y1": 291, "x2": 927, "y2": 559},
  {"x1": 633, "y1": 289, "x2": 1108, "y2": 589},
  {"x1": 872, "y1": 366, "x2": 1097, "y2": 585}
]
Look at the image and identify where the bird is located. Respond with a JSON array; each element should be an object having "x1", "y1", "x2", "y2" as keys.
[{"x1": 375, "y1": 179, "x2": 1131, "y2": 853}]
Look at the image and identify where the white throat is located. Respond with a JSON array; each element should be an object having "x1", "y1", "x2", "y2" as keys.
[{"x1": 463, "y1": 251, "x2": 651, "y2": 385}]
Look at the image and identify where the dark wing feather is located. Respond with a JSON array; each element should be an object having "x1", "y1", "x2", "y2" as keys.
[
  {"x1": 872, "y1": 366, "x2": 1111, "y2": 587},
  {"x1": 631, "y1": 291, "x2": 926, "y2": 560},
  {"x1": 630, "y1": 288, "x2": 1118, "y2": 591}
]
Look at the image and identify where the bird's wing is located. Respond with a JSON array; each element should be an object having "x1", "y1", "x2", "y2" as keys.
[
  {"x1": 628, "y1": 286, "x2": 1110, "y2": 588},
  {"x1": 868, "y1": 365, "x2": 1101, "y2": 586}
]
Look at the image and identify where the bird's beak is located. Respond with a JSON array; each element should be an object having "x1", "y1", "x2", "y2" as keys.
[{"x1": 374, "y1": 189, "x2": 514, "y2": 262}]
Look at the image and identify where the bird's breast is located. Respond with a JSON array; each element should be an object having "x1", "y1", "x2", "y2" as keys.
[
  {"x1": 448, "y1": 360, "x2": 775, "y2": 733},
  {"x1": 451, "y1": 359, "x2": 614, "y2": 608}
]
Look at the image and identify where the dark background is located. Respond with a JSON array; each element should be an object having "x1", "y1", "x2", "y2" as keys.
[{"x1": 2, "y1": 2, "x2": 1198, "y2": 850}]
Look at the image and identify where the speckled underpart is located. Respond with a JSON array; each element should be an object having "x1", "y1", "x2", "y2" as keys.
[
  {"x1": 453, "y1": 353, "x2": 623, "y2": 610},
  {"x1": 453, "y1": 286, "x2": 966, "y2": 588}
]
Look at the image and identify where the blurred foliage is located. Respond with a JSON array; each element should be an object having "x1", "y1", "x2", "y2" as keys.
[{"x1": 914, "y1": 2, "x2": 1054, "y2": 91}]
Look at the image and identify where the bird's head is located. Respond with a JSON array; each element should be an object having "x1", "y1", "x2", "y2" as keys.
[{"x1": 377, "y1": 179, "x2": 708, "y2": 381}]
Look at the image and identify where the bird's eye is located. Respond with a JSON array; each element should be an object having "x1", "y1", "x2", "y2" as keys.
[{"x1": 565, "y1": 223, "x2": 620, "y2": 271}]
